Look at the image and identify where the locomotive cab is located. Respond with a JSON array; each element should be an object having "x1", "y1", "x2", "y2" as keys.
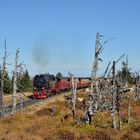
[{"x1": 33, "y1": 74, "x2": 55, "y2": 98}]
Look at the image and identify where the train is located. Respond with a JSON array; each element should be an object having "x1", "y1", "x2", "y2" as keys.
[{"x1": 33, "y1": 74, "x2": 91, "y2": 99}]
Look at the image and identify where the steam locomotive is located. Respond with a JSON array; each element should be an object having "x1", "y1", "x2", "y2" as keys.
[{"x1": 33, "y1": 74, "x2": 91, "y2": 99}]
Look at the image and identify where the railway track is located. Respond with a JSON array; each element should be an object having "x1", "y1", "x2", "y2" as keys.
[
  {"x1": 2, "y1": 90, "x2": 75, "y2": 117},
  {"x1": 1, "y1": 98, "x2": 40, "y2": 116},
  {"x1": 16, "y1": 87, "x2": 130, "y2": 113}
]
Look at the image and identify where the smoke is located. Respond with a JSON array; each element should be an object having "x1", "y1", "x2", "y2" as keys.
[{"x1": 32, "y1": 35, "x2": 50, "y2": 73}]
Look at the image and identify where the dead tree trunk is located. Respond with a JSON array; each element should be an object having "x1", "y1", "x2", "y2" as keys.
[
  {"x1": 69, "y1": 73, "x2": 77, "y2": 118},
  {"x1": 138, "y1": 79, "x2": 140, "y2": 100},
  {"x1": 19, "y1": 93, "x2": 24, "y2": 110},
  {"x1": 128, "y1": 102, "x2": 131, "y2": 124},
  {"x1": 90, "y1": 32, "x2": 102, "y2": 113},
  {"x1": 72, "y1": 77, "x2": 78, "y2": 118},
  {"x1": 125, "y1": 55, "x2": 128, "y2": 89},
  {"x1": 85, "y1": 93, "x2": 98, "y2": 125},
  {"x1": 107, "y1": 54, "x2": 125, "y2": 77},
  {"x1": 135, "y1": 75, "x2": 140, "y2": 100},
  {"x1": 91, "y1": 32, "x2": 100, "y2": 95},
  {"x1": 116, "y1": 83, "x2": 122, "y2": 130},
  {"x1": 85, "y1": 32, "x2": 105, "y2": 125},
  {"x1": 118, "y1": 110, "x2": 122, "y2": 130},
  {"x1": 117, "y1": 93, "x2": 122, "y2": 130},
  {"x1": 112, "y1": 61, "x2": 117, "y2": 129},
  {"x1": 103, "y1": 61, "x2": 111, "y2": 78},
  {"x1": 0, "y1": 39, "x2": 7, "y2": 116},
  {"x1": 71, "y1": 75, "x2": 75, "y2": 118},
  {"x1": 12, "y1": 49, "x2": 19, "y2": 114}
]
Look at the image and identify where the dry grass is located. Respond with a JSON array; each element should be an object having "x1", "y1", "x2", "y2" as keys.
[
  {"x1": 3, "y1": 92, "x2": 33, "y2": 106},
  {"x1": 0, "y1": 91, "x2": 140, "y2": 140}
]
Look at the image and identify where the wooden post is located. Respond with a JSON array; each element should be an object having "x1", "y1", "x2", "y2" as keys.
[{"x1": 12, "y1": 49, "x2": 19, "y2": 114}]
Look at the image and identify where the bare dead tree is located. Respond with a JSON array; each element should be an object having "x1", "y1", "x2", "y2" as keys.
[
  {"x1": 73, "y1": 78, "x2": 78, "y2": 118},
  {"x1": 85, "y1": 93, "x2": 96, "y2": 125},
  {"x1": 84, "y1": 33, "x2": 112, "y2": 125},
  {"x1": 135, "y1": 76, "x2": 139, "y2": 100},
  {"x1": 50, "y1": 105, "x2": 56, "y2": 116},
  {"x1": 111, "y1": 55, "x2": 126, "y2": 129},
  {"x1": 112, "y1": 61, "x2": 117, "y2": 129},
  {"x1": 17, "y1": 66, "x2": 27, "y2": 110},
  {"x1": 128, "y1": 102, "x2": 131, "y2": 124},
  {"x1": 103, "y1": 61, "x2": 111, "y2": 78},
  {"x1": 107, "y1": 53, "x2": 125, "y2": 77},
  {"x1": 118, "y1": 108, "x2": 122, "y2": 130},
  {"x1": 91, "y1": 33, "x2": 111, "y2": 98},
  {"x1": 116, "y1": 89, "x2": 122, "y2": 130},
  {"x1": 0, "y1": 39, "x2": 10, "y2": 116},
  {"x1": 64, "y1": 95, "x2": 72, "y2": 108},
  {"x1": 135, "y1": 72, "x2": 140, "y2": 100},
  {"x1": 124, "y1": 55, "x2": 128, "y2": 89},
  {"x1": 69, "y1": 72, "x2": 78, "y2": 118},
  {"x1": 91, "y1": 32, "x2": 100, "y2": 95},
  {"x1": 12, "y1": 48, "x2": 20, "y2": 114}
]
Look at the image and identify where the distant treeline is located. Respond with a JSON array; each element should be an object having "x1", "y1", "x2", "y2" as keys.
[
  {"x1": 0, "y1": 62, "x2": 137, "y2": 94},
  {"x1": 0, "y1": 68, "x2": 32, "y2": 94}
]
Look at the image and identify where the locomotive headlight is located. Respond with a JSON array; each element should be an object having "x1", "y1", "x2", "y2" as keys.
[
  {"x1": 34, "y1": 87, "x2": 37, "y2": 90},
  {"x1": 42, "y1": 87, "x2": 45, "y2": 89}
]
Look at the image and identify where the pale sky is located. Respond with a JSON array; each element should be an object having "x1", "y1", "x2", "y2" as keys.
[{"x1": 0, "y1": 0, "x2": 140, "y2": 77}]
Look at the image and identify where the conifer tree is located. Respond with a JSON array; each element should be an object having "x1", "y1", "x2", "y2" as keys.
[
  {"x1": 3, "y1": 71, "x2": 13, "y2": 94},
  {"x1": 0, "y1": 68, "x2": 12, "y2": 94},
  {"x1": 19, "y1": 69, "x2": 31, "y2": 91}
]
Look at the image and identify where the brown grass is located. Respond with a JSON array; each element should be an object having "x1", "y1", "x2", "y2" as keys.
[{"x1": 0, "y1": 91, "x2": 140, "y2": 140}]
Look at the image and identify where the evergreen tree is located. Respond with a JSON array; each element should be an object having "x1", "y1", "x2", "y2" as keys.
[
  {"x1": 117, "y1": 61, "x2": 134, "y2": 84},
  {"x1": 3, "y1": 71, "x2": 13, "y2": 94},
  {"x1": 56, "y1": 72, "x2": 63, "y2": 78},
  {"x1": 17, "y1": 70, "x2": 32, "y2": 91},
  {"x1": 0, "y1": 68, "x2": 13, "y2": 94},
  {"x1": 19, "y1": 69, "x2": 32, "y2": 92}
]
